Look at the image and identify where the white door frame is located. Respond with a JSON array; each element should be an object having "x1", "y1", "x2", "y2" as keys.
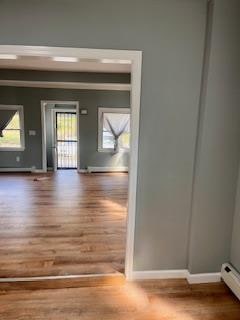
[
  {"x1": 0, "y1": 45, "x2": 142, "y2": 280},
  {"x1": 52, "y1": 107, "x2": 78, "y2": 171},
  {"x1": 41, "y1": 100, "x2": 80, "y2": 172}
]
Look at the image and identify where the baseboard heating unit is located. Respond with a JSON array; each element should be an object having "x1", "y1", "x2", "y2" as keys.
[{"x1": 221, "y1": 263, "x2": 240, "y2": 300}]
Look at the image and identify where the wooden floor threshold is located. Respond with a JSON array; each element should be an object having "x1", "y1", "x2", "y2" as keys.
[{"x1": 0, "y1": 273, "x2": 126, "y2": 291}]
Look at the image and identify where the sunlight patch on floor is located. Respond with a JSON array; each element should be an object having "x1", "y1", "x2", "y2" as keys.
[{"x1": 99, "y1": 199, "x2": 127, "y2": 217}]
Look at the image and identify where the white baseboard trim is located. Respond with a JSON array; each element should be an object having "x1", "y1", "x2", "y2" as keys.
[
  {"x1": 0, "y1": 167, "x2": 32, "y2": 172},
  {"x1": 78, "y1": 169, "x2": 88, "y2": 173},
  {"x1": 132, "y1": 270, "x2": 188, "y2": 280},
  {"x1": 32, "y1": 169, "x2": 45, "y2": 173},
  {"x1": 0, "y1": 167, "x2": 127, "y2": 174},
  {"x1": 87, "y1": 166, "x2": 128, "y2": 173},
  {"x1": 132, "y1": 269, "x2": 221, "y2": 284},
  {"x1": 186, "y1": 271, "x2": 221, "y2": 284},
  {"x1": 0, "y1": 168, "x2": 46, "y2": 173}
]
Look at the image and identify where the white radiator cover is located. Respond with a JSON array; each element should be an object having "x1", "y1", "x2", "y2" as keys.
[{"x1": 221, "y1": 263, "x2": 240, "y2": 301}]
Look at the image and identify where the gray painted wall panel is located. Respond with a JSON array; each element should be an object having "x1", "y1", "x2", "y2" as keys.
[
  {"x1": 0, "y1": 0, "x2": 208, "y2": 271},
  {"x1": 231, "y1": 168, "x2": 240, "y2": 273},
  {"x1": 0, "y1": 70, "x2": 130, "y2": 83},
  {"x1": 188, "y1": 0, "x2": 240, "y2": 273},
  {"x1": 0, "y1": 86, "x2": 130, "y2": 170}
]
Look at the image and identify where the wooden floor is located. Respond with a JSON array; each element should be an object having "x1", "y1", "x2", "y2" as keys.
[
  {"x1": 0, "y1": 280, "x2": 239, "y2": 319},
  {"x1": 0, "y1": 171, "x2": 128, "y2": 278}
]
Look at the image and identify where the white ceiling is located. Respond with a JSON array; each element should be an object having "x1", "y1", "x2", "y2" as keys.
[{"x1": 0, "y1": 56, "x2": 131, "y2": 73}]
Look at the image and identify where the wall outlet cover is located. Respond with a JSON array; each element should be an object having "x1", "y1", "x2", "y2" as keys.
[
  {"x1": 29, "y1": 130, "x2": 36, "y2": 136},
  {"x1": 80, "y1": 109, "x2": 88, "y2": 115}
]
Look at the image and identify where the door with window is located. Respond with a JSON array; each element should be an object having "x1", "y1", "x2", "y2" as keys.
[{"x1": 55, "y1": 111, "x2": 78, "y2": 169}]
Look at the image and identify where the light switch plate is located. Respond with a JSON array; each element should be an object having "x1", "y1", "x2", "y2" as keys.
[
  {"x1": 80, "y1": 109, "x2": 88, "y2": 115},
  {"x1": 29, "y1": 130, "x2": 36, "y2": 136}
]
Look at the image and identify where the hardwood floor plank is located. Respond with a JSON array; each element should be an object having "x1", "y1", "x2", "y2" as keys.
[
  {"x1": 0, "y1": 280, "x2": 239, "y2": 320},
  {"x1": 0, "y1": 171, "x2": 128, "y2": 277}
]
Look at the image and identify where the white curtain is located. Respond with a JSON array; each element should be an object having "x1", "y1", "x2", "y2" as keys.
[
  {"x1": 0, "y1": 110, "x2": 16, "y2": 137},
  {"x1": 103, "y1": 112, "x2": 130, "y2": 152}
]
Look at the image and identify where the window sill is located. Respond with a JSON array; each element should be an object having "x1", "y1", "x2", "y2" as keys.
[
  {"x1": 0, "y1": 147, "x2": 25, "y2": 152},
  {"x1": 98, "y1": 148, "x2": 129, "y2": 153}
]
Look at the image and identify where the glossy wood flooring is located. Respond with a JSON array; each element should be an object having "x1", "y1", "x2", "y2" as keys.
[
  {"x1": 0, "y1": 280, "x2": 239, "y2": 319},
  {"x1": 0, "y1": 171, "x2": 128, "y2": 278}
]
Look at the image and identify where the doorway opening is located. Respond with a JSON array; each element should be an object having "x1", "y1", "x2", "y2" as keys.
[
  {"x1": 56, "y1": 111, "x2": 77, "y2": 169},
  {"x1": 0, "y1": 45, "x2": 142, "y2": 281},
  {"x1": 42, "y1": 101, "x2": 80, "y2": 172},
  {"x1": 54, "y1": 111, "x2": 78, "y2": 170}
]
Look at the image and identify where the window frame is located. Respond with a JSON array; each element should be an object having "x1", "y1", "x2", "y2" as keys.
[
  {"x1": 0, "y1": 105, "x2": 25, "y2": 151},
  {"x1": 98, "y1": 107, "x2": 130, "y2": 153}
]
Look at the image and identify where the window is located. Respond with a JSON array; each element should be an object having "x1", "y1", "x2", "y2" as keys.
[
  {"x1": 98, "y1": 107, "x2": 130, "y2": 152},
  {"x1": 0, "y1": 105, "x2": 25, "y2": 151}
]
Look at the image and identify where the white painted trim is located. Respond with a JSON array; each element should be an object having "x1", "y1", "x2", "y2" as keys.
[
  {"x1": 0, "y1": 104, "x2": 25, "y2": 151},
  {"x1": 0, "y1": 147, "x2": 25, "y2": 152},
  {"x1": 98, "y1": 107, "x2": 130, "y2": 113},
  {"x1": 97, "y1": 148, "x2": 129, "y2": 153},
  {"x1": 132, "y1": 270, "x2": 188, "y2": 280},
  {"x1": 32, "y1": 169, "x2": 45, "y2": 173},
  {"x1": 0, "y1": 167, "x2": 32, "y2": 172},
  {"x1": 88, "y1": 166, "x2": 128, "y2": 173},
  {"x1": 0, "y1": 80, "x2": 131, "y2": 91},
  {"x1": 221, "y1": 263, "x2": 240, "y2": 300},
  {"x1": 0, "y1": 45, "x2": 141, "y2": 60},
  {"x1": 125, "y1": 53, "x2": 142, "y2": 280},
  {"x1": 0, "y1": 45, "x2": 142, "y2": 281},
  {"x1": 0, "y1": 167, "x2": 44, "y2": 173},
  {"x1": 41, "y1": 100, "x2": 80, "y2": 172},
  {"x1": 132, "y1": 269, "x2": 221, "y2": 283},
  {"x1": 0, "y1": 273, "x2": 121, "y2": 283},
  {"x1": 51, "y1": 108, "x2": 57, "y2": 172},
  {"x1": 41, "y1": 102, "x2": 47, "y2": 172},
  {"x1": 78, "y1": 169, "x2": 88, "y2": 173},
  {"x1": 186, "y1": 271, "x2": 221, "y2": 284},
  {"x1": 76, "y1": 105, "x2": 80, "y2": 173}
]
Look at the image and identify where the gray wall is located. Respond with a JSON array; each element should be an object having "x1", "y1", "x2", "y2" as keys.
[
  {"x1": 188, "y1": 0, "x2": 240, "y2": 273},
  {"x1": 0, "y1": 69, "x2": 130, "y2": 83},
  {"x1": 231, "y1": 168, "x2": 240, "y2": 273},
  {"x1": 1, "y1": 0, "x2": 238, "y2": 273},
  {"x1": 0, "y1": 0, "x2": 208, "y2": 272},
  {"x1": 229, "y1": 0, "x2": 240, "y2": 274},
  {"x1": 0, "y1": 86, "x2": 130, "y2": 170}
]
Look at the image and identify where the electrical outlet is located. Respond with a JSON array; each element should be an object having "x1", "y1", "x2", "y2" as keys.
[{"x1": 16, "y1": 156, "x2": 20, "y2": 162}]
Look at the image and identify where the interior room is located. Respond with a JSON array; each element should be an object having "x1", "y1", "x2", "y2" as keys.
[
  {"x1": 0, "y1": 58, "x2": 131, "y2": 278},
  {"x1": 0, "y1": 1, "x2": 239, "y2": 319}
]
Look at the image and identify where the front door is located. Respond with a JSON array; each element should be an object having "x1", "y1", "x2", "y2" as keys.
[{"x1": 55, "y1": 111, "x2": 78, "y2": 169}]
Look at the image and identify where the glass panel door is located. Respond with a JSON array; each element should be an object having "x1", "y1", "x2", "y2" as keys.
[{"x1": 56, "y1": 112, "x2": 77, "y2": 169}]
